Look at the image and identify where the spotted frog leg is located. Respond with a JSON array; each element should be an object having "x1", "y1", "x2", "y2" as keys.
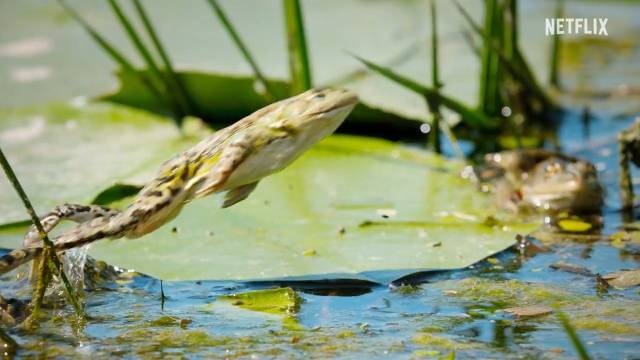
[
  {"x1": 23, "y1": 204, "x2": 120, "y2": 248},
  {"x1": 0, "y1": 145, "x2": 245, "y2": 274}
]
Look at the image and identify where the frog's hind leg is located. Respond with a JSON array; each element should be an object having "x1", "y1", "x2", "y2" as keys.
[{"x1": 23, "y1": 204, "x2": 120, "y2": 248}]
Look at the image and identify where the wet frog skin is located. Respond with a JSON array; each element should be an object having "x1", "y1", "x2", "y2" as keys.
[
  {"x1": 474, "y1": 149, "x2": 604, "y2": 214},
  {"x1": 0, "y1": 88, "x2": 358, "y2": 275}
]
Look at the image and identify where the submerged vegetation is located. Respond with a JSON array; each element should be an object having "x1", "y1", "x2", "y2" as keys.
[{"x1": 1, "y1": 0, "x2": 639, "y2": 357}]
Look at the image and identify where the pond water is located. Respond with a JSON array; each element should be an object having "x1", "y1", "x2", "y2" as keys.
[{"x1": 1, "y1": 0, "x2": 640, "y2": 358}]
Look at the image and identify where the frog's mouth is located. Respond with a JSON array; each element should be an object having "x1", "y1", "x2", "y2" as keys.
[
  {"x1": 308, "y1": 93, "x2": 359, "y2": 117},
  {"x1": 332, "y1": 93, "x2": 359, "y2": 110}
]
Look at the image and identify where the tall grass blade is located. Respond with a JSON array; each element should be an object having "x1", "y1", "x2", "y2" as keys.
[
  {"x1": 549, "y1": 0, "x2": 564, "y2": 88},
  {"x1": 56, "y1": 0, "x2": 165, "y2": 108},
  {"x1": 283, "y1": 0, "x2": 312, "y2": 94},
  {"x1": 355, "y1": 55, "x2": 496, "y2": 129},
  {"x1": 556, "y1": 311, "x2": 592, "y2": 360},
  {"x1": 427, "y1": 0, "x2": 442, "y2": 153},
  {"x1": 462, "y1": 29, "x2": 481, "y2": 58},
  {"x1": 206, "y1": 0, "x2": 278, "y2": 99},
  {"x1": 456, "y1": 0, "x2": 554, "y2": 111},
  {"x1": 0, "y1": 327, "x2": 17, "y2": 356},
  {"x1": 0, "y1": 146, "x2": 84, "y2": 319},
  {"x1": 107, "y1": 0, "x2": 186, "y2": 120},
  {"x1": 133, "y1": 0, "x2": 198, "y2": 114}
]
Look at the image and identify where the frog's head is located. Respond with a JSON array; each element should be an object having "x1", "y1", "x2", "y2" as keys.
[
  {"x1": 216, "y1": 88, "x2": 358, "y2": 191},
  {"x1": 262, "y1": 88, "x2": 358, "y2": 143},
  {"x1": 521, "y1": 157, "x2": 603, "y2": 212}
]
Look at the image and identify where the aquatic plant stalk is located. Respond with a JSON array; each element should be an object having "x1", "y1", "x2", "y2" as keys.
[
  {"x1": 549, "y1": 0, "x2": 564, "y2": 88},
  {"x1": 132, "y1": 0, "x2": 198, "y2": 114},
  {"x1": 56, "y1": 0, "x2": 165, "y2": 107},
  {"x1": 0, "y1": 147, "x2": 83, "y2": 319},
  {"x1": 478, "y1": 0, "x2": 501, "y2": 116},
  {"x1": 207, "y1": 0, "x2": 278, "y2": 100},
  {"x1": 355, "y1": 55, "x2": 496, "y2": 129},
  {"x1": 426, "y1": 0, "x2": 442, "y2": 154},
  {"x1": 556, "y1": 311, "x2": 592, "y2": 360},
  {"x1": 456, "y1": 0, "x2": 554, "y2": 112},
  {"x1": 619, "y1": 136, "x2": 634, "y2": 210},
  {"x1": 107, "y1": 0, "x2": 186, "y2": 120},
  {"x1": 0, "y1": 327, "x2": 17, "y2": 355},
  {"x1": 283, "y1": 0, "x2": 312, "y2": 94}
]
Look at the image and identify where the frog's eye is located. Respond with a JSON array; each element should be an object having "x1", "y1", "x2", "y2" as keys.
[{"x1": 314, "y1": 93, "x2": 326, "y2": 99}]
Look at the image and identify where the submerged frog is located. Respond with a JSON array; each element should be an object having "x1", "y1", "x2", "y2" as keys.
[
  {"x1": 0, "y1": 88, "x2": 358, "y2": 275},
  {"x1": 473, "y1": 149, "x2": 604, "y2": 213}
]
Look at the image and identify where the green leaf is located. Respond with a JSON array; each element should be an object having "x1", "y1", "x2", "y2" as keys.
[
  {"x1": 0, "y1": 102, "x2": 191, "y2": 224},
  {"x1": 354, "y1": 56, "x2": 497, "y2": 129},
  {"x1": 84, "y1": 135, "x2": 534, "y2": 283},
  {"x1": 0, "y1": 102, "x2": 535, "y2": 283},
  {"x1": 218, "y1": 287, "x2": 302, "y2": 315},
  {"x1": 100, "y1": 69, "x2": 422, "y2": 134}
]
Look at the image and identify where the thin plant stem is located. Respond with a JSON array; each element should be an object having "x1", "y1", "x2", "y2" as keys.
[
  {"x1": 160, "y1": 280, "x2": 166, "y2": 310},
  {"x1": 206, "y1": 0, "x2": 278, "y2": 100},
  {"x1": 556, "y1": 311, "x2": 592, "y2": 360},
  {"x1": 0, "y1": 147, "x2": 83, "y2": 319},
  {"x1": 25, "y1": 247, "x2": 52, "y2": 328},
  {"x1": 0, "y1": 326, "x2": 18, "y2": 356},
  {"x1": 619, "y1": 135, "x2": 634, "y2": 211},
  {"x1": 462, "y1": 29, "x2": 481, "y2": 57},
  {"x1": 283, "y1": 0, "x2": 312, "y2": 94},
  {"x1": 132, "y1": 0, "x2": 198, "y2": 114},
  {"x1": 355, "y1": 55, "x2": 496, "y2": 129},
  {"x1": 107, "y1": 0, "x2": 186, "y2": 120},
  {"x1": 427, "y1": 0, "x2": 442, "y2": 153},
  {"x1": 56, "y1": 0, "x2": 165, "y2": 106},
  {"x1": 456, "y1": 0, "x2": 554, "y2": 111},
  {"x1": 549, "y1": 0, "x2": 564, "y2": 88}
]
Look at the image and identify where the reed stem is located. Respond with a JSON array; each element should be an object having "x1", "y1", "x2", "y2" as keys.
[
  {"x1": 206, "y1": 0, "x2": 278, "y2": 99},
  {"x1": 107, "y1": 0, "x2": 186, "y2": 121},
  {"x1": 549, "y1": 0, "x2": 564, "y2": 88},
  {"x1": 283, "y1": 0, "x2": 312, "y2": 94},
  {"x1": 56, "y1": 0, "x2": 165, "y2": 107},
  {"x1": 0, "y1": 147, "x2": 83, "y2": 320},
  {"x1": 556, "y1": 311, "x2": 592, "y2": 360},
  {"x1": 427, "y1": 0, "x2": 442, "y2": 154},
  {"x1": 132, "y1": 0, "x2": 198, "y2": 114}
]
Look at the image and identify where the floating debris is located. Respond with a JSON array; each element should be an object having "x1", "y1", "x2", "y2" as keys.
[
  {"x1": 549, "y1": 262, "x2": 593, "y2": 276},
  {"x1": 504, "y1": 305, "x2": 553, "y2": 318},
  {"x1": 602, "y1": 269, "x2": 640, "y2": 289}
]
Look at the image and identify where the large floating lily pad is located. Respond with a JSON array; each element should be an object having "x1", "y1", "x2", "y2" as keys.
[
  {"x1": 0, "y1": 102, "x2": 190, "y2": 224},
  {"x1": 86, "y1": 135, "x2": 534, "y2": 283},
  {"x1": 0, "y1": 102, "x2": 535, "y2": 283}
]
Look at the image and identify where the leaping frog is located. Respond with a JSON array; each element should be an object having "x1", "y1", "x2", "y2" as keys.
[{"x1": 0, "y1": 88, "x2": 358, "y2": 274}]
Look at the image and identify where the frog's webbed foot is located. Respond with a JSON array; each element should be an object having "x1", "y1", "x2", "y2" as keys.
[
  {"x1": 222, "y1": 181, "x2": 259, "y2": 208},
  {"x1": 23, "y1": 204, "x2": 120, "y2": 248}
]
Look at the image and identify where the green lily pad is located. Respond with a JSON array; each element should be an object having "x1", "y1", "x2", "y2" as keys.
[
  {"x1": 84, "y1": 135, "x2": 534, "y2": 283},
  {"x1": 0, "y1": 102, "x2": 535, "y2": 283},
  {"x1": 218, "y1": 288, "x2": 302, "y2": 315},
  {"x1": 0, "y1": 102, "x2": 190, "y2": 224}
]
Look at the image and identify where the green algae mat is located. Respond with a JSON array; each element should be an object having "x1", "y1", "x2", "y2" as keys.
[{"x1": 0, "y1": 102, "x2": 535, "y2": 283}]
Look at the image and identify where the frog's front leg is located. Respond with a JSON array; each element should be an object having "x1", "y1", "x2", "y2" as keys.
[{"x1": 23, "y1": 204, "x2": 120, "y2": 248}]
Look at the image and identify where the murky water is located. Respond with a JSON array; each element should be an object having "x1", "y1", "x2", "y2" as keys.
[{"x1": 1, "y1": 0, "x2": 640, "y2": 358}]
